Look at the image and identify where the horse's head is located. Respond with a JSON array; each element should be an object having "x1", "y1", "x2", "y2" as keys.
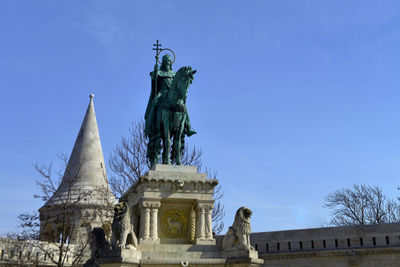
[
  {"x1": 172, "y1": 66, "x2": 197, "y2": 96},
  {"x1": 183, "y1": 66, "x2": 196, "y2": 83}
]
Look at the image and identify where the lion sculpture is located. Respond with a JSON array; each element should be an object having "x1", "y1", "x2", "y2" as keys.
[
  {"x1": 222, "y1": 207, "x2": 254, "y2": 251},
  {"x1": 111, "y1": 202, "x2": 137, "y2": 249}
]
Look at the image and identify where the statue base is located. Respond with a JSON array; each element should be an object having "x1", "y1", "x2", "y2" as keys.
[
  {"x1": 221, "y1": 248, "x2": 263, "y2": 266},
  {"x1": 195, "y1": 238, "x2": 216, "y2": 245},
  {"x1": 96, "y1": 165, "x2": 263, "y2": 267},
  {"x1": 97, "y1": 246, "x2": 263, "y2": 267},
  {"x1": 96, "y1": 248, "x2": 141, "y2": 267}
]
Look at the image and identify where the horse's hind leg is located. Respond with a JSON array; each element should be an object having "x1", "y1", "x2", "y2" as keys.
[
  {"x1": 161, "y1": 134, "x2": 168, "y2": 164},
  {"x1": 174, "y1": 118, "x2": 186, "y2": 165}
]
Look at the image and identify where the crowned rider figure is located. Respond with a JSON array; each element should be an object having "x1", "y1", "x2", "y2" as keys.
[
  {"x1": 144, "y1": 54, "x2": 175, "y2": 136},
  {"x1": 145, "y1": 42, "x2": 196, "y2": 168}
]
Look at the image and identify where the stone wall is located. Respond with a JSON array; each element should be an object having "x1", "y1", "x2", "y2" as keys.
[
  {"x1": 0, "y1": 237, "x2": 86, "y2": 266},
  {"x1": 2, "y1": 222, "x2": 399, "y2": 266},
  {"x1": 251, "y1": 223, "x2": 400, "y2": 267}
]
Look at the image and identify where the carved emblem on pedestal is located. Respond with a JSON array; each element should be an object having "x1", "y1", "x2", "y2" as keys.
[{"x1": 161, "y1": 209, "x2": 188, "y2": 238}]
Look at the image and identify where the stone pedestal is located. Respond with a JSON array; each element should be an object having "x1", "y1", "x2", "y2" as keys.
[
  {"x1": 122, "y1": 164, "x2": 218, "y2": 246},
  {"x1": 96, "y1": 248, "x2": 141, "y2": 267},
  {"x1": 223, "y1": 250, "x2": 264, "y2": 267},
  {"x1": 96, "y1": 165, "x2": 263, "y2": 267},
  {"x1": 222, "y1": 249, "x2": 259, "y2": 259}
]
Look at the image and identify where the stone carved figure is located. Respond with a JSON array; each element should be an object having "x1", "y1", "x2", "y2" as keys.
[
  {"x1": 84, "y1": 228, "x2": 111, "y2": 267},
  {"x1": 161, "y1": 209, "x2": 187, "y2": 238},
  {"x1": 222, "y1": 207, "x2": 254, "y2": 251},
  {"x1": 167, "y1": 216, "x2": 182, "y2": 235},
  {"x1": 145, "y1": 45, "x2": 197, "y2": 168},
  {"x1": 111, "y1": 202, "x2": 138, "y2": 249}
]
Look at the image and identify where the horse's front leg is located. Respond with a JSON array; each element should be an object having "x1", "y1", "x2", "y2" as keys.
[
  {"x1": 149, "y1": 133, "x2": 161, "y2": 168},
  {"x1": 162, "y1": 111, "x2": 171, "y2": 165}
]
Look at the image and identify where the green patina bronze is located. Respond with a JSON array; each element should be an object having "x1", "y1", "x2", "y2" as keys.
[{"x1": 145, "y1": 41, "x2": 197, "y2": 168}]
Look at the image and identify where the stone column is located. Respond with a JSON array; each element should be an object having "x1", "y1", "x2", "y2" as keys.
[
  {"x1": 149, "y1": 201, "x2": 161, "y2": 241},
  {"x1": 196, "y1": 203, "x2": 206, "y2": 240},
  {"x1": 205, "y1": 203, "x2": 214, "y2": 239},
  {"x1": 139, "y1": 202, "x2": 151, "y2": 241},
  {"x1": 195, "y1": 202, "x2": 216, "y2": 244}
]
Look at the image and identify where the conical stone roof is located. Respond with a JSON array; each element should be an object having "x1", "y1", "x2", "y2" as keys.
[{"x1": 42, "y1": 94, "x2": 116, "y2": 208}]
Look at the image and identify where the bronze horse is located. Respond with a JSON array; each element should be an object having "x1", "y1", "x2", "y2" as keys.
[{"x1": 156, "y1": 66, "x2": 196, "y2": 165}]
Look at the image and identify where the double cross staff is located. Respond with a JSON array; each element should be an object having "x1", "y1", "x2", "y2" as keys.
[{"x1": 153, "y1": 40, "x2": 162, "y2": 96}]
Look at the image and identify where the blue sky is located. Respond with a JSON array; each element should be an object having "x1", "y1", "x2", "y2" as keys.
[{"x1": 1, "y1": 0, "x2": 400, "y2": 233}]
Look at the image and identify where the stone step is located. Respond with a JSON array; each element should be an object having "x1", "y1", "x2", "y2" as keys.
[
  {"x1": 138, "y1": 244, "x2": 223, "y2": 260},
  {"x1": 141, "y1": 251, "x2": 222, "y2": 259},
  {"x1": 138, "y1": 244, "x2": 220, "y2": 252}
]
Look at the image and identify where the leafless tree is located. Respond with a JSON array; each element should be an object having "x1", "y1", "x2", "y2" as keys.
[
  {"x1": 210, "y1": 174, "x2": 225, "y2": 235},
  {"x1": 324, "y1": 184, "x2": 400, "y2": 226},
  {"x1": 7, "y1": 153, "x2": 114, "y2": 266},
  {"x1": 108, "y1": 121, "x2": 150, "y2": 197},
  {"x1": 108, "y1": 120, "x2": 225, "y2": 234}
]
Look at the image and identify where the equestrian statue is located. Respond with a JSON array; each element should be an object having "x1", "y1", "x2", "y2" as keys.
[{"x1": 145, "y1": 40, "x2": 197, "y2": 168}]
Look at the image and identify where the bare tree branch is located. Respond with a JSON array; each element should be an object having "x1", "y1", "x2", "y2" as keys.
[
  {"x1": 13, "y1": 154, "x2": 115, "y2": 266},
  {"x1": 324, "y1": 184, "x2": 400, "y2": 226}
]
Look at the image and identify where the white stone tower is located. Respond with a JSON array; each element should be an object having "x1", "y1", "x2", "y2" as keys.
[{"x1": 39, "y1": 94, "x2": 116, "y2": 244}]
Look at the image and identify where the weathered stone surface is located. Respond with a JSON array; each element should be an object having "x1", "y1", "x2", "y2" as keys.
[
  {"x1": 43, "y1": 94, "x2": 116, "y2": 206},
  {"x1": 152, "y1": 164, "x2": 198, "y2": 173}
]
